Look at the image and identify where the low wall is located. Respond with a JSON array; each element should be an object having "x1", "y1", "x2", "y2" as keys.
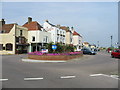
[{"x1": 28, "y1": 53, "x2": 83, "y2": 61}]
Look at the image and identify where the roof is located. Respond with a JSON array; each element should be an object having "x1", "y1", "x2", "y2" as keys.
[
  {"x1": 83, "y1": 42, "x2": 89, "y2": 44},
  {"x1": 60, "y1": 26, "x2": 70, "y2": 32},
  {"x1": 0, "y1": 24, "x2": 14, "y2": 33},
  {"x1": 73, "y1": 31, "x2": 80, "y2": 36},
  {"x1": 23, "y1": 21, "x2": 42, "y2": 31},
  {"x1": 47, "y1": 22, "x2": 56, "y2": 27}
]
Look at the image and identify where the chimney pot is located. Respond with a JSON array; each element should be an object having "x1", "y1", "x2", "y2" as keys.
[
  {"x1": 1, "y1": 19, "x2": 5, "y2": 25},
  {"x1": 28, "y1": 17, "x2": 32, "y2": 23},
  {"x1": 45, "y1": 20, "x2": 48, "y2": 22}
]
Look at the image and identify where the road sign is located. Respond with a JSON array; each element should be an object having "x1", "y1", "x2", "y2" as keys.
[
  {"x1": 52, "y1": 45, "x2": 57, "y2": 50},
  {"x1": 41, "y1": 49, "x2": 48, "y2": 53}
]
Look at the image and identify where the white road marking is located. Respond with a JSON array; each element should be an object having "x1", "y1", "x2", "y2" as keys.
[
  {"x1": 90, "y1": 74, "x2": 120, "y2": 80},
  {"x1": 90, "y1": 74, "x2": 103, "y2": 77},
  {"x1": 24, "y1": 77, "x2": 44, "y2": 81},
  {"x1": 110, "y1": 75, "x2": 119, "y2": 80},
  {"x1": 0, "y1": 79, "x2": 8, "y2": 81},
  {"x1": 60, "y1": 76, "x2": 76, "y2": 79}
]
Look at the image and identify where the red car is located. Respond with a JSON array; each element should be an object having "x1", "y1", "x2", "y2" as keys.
[{"x1": 111, "y1": 49, "x2": 120, "y2": 58}]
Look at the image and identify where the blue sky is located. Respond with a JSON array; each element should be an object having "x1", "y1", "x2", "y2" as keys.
[{"x1": 2, "y1": 2, "x2": 118, "y2": 47}]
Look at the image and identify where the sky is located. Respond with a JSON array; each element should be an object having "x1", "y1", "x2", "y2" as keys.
[{"x1": 1, "y1": 2, "x2": 118, "y2": 47}]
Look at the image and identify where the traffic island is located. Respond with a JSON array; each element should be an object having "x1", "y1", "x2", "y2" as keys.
[{"x1": 28, "y1": 51, "x2": 83, "y2": 61}]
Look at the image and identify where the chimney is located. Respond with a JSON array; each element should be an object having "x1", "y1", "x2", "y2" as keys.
[
  {"x1": 1, "y1": 19, "x2": 5, "y2": 25},
  {"x1": 45, "y1": 20, "x2": 49, "y2": 22},
  {"x1": 71, "y1": 26, "x2": 74, "y2": 33},
  {"x1": 57, "y1": 24, "x2": 60, "y2": 28},
  {"x1": 71, "y1": 27, "x2": 73, "y2": 30},
  {"x1": 67, "y1": 27, "x2": 69, "y2": 30},
  {"x1": 28, "y1": 17, "x2": 32, "y2": 23}
]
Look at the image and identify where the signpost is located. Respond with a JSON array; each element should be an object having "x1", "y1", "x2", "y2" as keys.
[{"x1": 52, "y1": 45, "x2": 57, "y2": 52}]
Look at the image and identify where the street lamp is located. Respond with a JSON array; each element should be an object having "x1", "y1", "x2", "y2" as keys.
[{"x1": 110, "y1": 35, "x2": 113, "y2": 47}]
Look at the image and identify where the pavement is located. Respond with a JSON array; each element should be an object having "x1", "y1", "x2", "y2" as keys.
[{"x1": 1, "y1": 51, "x2": 119, "y2": 88}]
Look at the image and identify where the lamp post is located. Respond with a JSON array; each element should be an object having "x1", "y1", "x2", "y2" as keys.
[{"x1": 110, "y1": 35, "x2": 113, "y2": 47}]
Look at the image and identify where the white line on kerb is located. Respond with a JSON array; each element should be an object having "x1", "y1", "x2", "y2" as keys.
[
  {"x1": 24, "y1": 78, "x2": 44, "y2": 81},
  {"x1": 60, "y1": 76, "x2": 76, "y2": 79},
  {"x1": 0, "y1": 79, "x2": 8, "y2": 81}
]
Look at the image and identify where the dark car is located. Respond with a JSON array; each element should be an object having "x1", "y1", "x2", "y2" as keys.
[
  {"x1": 81, "y1": 48, "x2": 96, "y2": 55},
  {"x1": 111, "y1": 49, "x2": 120, "y2": 58}
]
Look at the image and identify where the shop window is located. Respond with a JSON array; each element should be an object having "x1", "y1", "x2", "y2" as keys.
[{"x1": 6, "y1": 43, "x2": 13, "y2": 51}]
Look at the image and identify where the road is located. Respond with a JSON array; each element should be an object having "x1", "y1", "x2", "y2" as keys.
[{"x1": 1, "y1": 51, "x2": 119, "y2": 88}]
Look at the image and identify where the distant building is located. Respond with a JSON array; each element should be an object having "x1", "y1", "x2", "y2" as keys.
[
  {"x1": 90, "y1": 44, "x2": 96, "y2": 51},
  {"x1": 0, "y1": 19, "x2": 29, "y2": 54},
  {"x1": 60, "y1": 26, "x2": 73, "y2": 45},
  {"x1": 72, "y1": 27, "x2": 83, "y2": 51},
  {"x1": 83, "y1": 42, "x2": 90, "y2": 48},
  {"x1": 43, "y1": 20, "x2": 66, "y2": 44},
  {"x1": 23, "y1": 17, "x2": 52, "y2": 52}
]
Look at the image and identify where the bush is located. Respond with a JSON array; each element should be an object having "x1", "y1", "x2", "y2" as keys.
[{"x1": 46, "y1": 42, "x2": 74, "y2": 53}]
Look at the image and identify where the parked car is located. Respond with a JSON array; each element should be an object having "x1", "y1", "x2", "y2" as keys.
[
  {"x1": 81, "y1": 48, "x2": 96, "y2": 55},
  {"x1": 111, "y1": 49, "x2": 120, "y2": 58}
]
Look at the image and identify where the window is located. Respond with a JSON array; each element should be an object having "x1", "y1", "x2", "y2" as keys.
[
  {"x1": 16, "y1": 37, "x2": 19, "y2": 43},
  {"x1": 70, "y1": 38, "x2": 72, "y2": 42},
  {"x1": 20, "y1": 30, "x2": 23, "y2": 36},
  {"x1": 43, "y1": 37, "x2": 46, "y2": 42},
  {"x1": 114, "y1": 50, "x2": 120, "y2": 52},
  {"x1": 60, "y1": 31, "x2": 62, "y2": 34},
  {"x1": 57, "y1": 30, "x2": 59, "y2": 34},
  {"x1": 57, "y1": 37, "x2": 59, "y2": 41},
  {"x1": 0, "y1": 44, "x2": 3, "y2": 50},
  {"x1": 43, "y1": 36, "x2": 48, "y2": 43},
  {"x1": 60, "y1": 37, "x2": 62, "y2": 42},
  {"x1": 46, "y1": 36, "x2": 48, "y2": 43},
  {"x1": 6, "y1": 43, "x2": 13, "y2": 51},
  {"x1": 32, "y1": 36, "x2": 35, "y2": 41},
  {"x1": 79, "y1": 40, "x2": 81, "y2": 44}
]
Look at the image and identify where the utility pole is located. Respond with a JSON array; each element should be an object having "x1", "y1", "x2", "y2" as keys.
[{"x1": 110, "y1": 35, "x2": 113, "y2": 47}]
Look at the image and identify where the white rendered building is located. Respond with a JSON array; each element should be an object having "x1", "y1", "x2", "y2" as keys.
[
  {"x1": 43, "y1": 20, "x2": 66, "y2": 44},
  {"x1": 23, "y1": 17, "x2": 52, "y2": 52}
]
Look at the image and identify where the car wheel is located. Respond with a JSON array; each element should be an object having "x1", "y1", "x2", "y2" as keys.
[{"x1": 111, "y1": 55, "x2": 114, "y2": 58}]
